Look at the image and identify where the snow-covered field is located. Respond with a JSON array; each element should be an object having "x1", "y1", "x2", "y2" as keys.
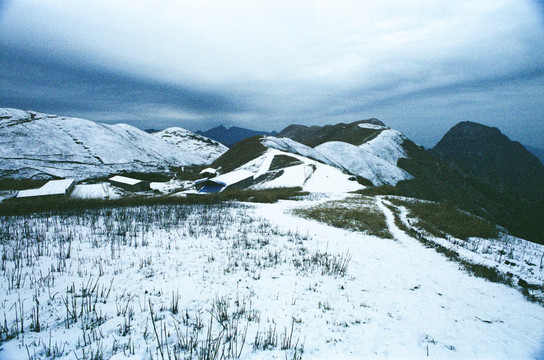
[{"x1": 1, "y1": 195, "x2": 543, "y2": 360}]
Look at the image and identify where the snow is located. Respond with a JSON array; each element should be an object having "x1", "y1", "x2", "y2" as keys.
[
  {"x1": 109, "y1": 175, "x2": 144, "y2": 186},
  {"x1": 0, "y1": 198, "x2": 543, "y2": 359},
  {"x1": 0, "y1": 108, "x2": 30, "y2": 121},
  {"x1": 262, "y1": 135, "x2": 412, "y2": 186},
  {"x1": 262, "y1": 136, "x2": 336, "y2": 165},
  {"x1": 315, "y1": 141, "x2": 412, "y2": 186},
  {"x1": 199, "y1": 167, "x2": 217, "y2": 175},
  {"x1": 150, "y1": 179, "x2": 189, "y2": 194},
  {"x1": 236, "y1": 149, "x2": 278, "y2": 177},
  {"x1": 245, "y1": 148, "x2": 364, "y2": 193},
  {"x1": 254, "y1": 197, "x2": 544, "y2": 359},
  {"x1": 358, "y1": 129, "x2": 409, "y2": 166},
  {"x1": 210, "y1": 169, "x2": 254, "y2": 186},
  {"x1": 257, "y1": 163, "x2": 314, "y2": 189},
  {"x1": 2, "y1": 108, "x2": 543, "y2": 359},
  {"x1": 71, "y1": 183, "x2": 121, "y2": 199},
  {"x1": 302, "y1": 164, "x2": 364, "y2": 193},
  {"x1": 358, "y1": 123, "x2": 388, "y2": 130},
  {"x1": 16, "y1": 178, "x2": 74, "y2": 198},
  {"x1": 0, "y1": 108, "x2": 218, "y2": 180},
  {"x1": 387, "y1": 197, "x2": 544, "y2": 287},
  {"x1": 154, "y1": 127, "x2": 228, "y2": 163}
]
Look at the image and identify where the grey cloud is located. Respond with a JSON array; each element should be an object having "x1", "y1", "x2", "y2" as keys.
[
  {"x1": 0, "y1": 45, "x2": 245, "y2": 124},
  {"x1": 1, "y1": 1, "x2": 543, "y2": 148}
]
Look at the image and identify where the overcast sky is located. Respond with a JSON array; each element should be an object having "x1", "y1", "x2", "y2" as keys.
[{"x1": 1, "y1": 0, "x2": 543, "y2": 148}]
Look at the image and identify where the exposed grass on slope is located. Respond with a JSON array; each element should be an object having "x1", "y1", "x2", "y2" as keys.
[
  {"x1": 278, "y1": 120, "x2": 383, "y2": 147},
  {"x1": 211, "y1": 135, "x2": 267, "y2": 173},
  {"x1": 356, "y1": 185, "x2": 400, "y2": 197},
  {"x1": 388, "y1": 198, "x2": 499, "y2": 240},
  {"x1": 0, "y1": 187, "x2": 308, "y2": 216},
  {"x1": 293, "y1": 197, "x2": 392, "y2": 238},
  {"x1": 269, "y1": 155, "x2": 303, "y2": 171}
]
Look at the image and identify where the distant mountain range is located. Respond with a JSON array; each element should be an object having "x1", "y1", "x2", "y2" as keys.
[{"x1": 197, "y1": 125, "x2": 277, "y2": 147}]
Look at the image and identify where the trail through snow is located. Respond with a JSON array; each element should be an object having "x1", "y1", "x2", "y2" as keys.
[{"x1": 254, "y1": 196, "x2": 544, "y2": 359}]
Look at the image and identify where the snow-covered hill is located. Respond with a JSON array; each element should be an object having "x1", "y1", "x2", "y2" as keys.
[
  {"x1": 255, "y1": 128, "x2": 412, "y2": 186},
  {"x1": 153, "y1": 127, "x2": 228, "y2": 163},
  {"x1": 0, "y1": 108, "x2": 221, "y2": 180}
]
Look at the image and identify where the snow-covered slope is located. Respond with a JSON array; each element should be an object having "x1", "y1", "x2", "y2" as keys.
[
  {"x1": 315, "y1": 141, "x2": 412, "y2": 186},
  {"x1": 262, "y1": 137, "x2": 336, "y2": 166},
  {"x1": 358, "y1": 128, "x2": 409, "y2": 165},
  {"x1": 0, "y1": 108, "x2": 215, "y2": 180},
  {"x1": 154, "y1": 127, "x2": 228, "y2": 163},
  {"x1": 260, "y1": 131, "x2": 412, "y2": 186},
  {"x1": 240, "y1": 148, "x2": 364, "y2": 193}
]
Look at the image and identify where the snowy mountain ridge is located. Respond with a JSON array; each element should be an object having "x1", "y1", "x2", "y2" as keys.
[
  {"x1": 258, "y1": 128, "x2": 412, "y2": 186},
  {"x1": 0, "y1": 108, "x2": 225, "y2": 180}
]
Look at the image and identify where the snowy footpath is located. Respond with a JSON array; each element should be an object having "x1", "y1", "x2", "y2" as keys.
[{"x1": 254, "y1": 197, "x2": 544, "y2": 359}]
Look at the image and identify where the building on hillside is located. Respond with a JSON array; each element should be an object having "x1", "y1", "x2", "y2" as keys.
[
  {"x1": 195, "y1": 170, "x2": 254, "y2": 194},
  {"x1": 199, "y1": 167, "x2": 217, "y2": 178},
  {"x1": 16, "y1": 179, "x2": 75, "y2": 200},
  {"x1": 109, "y1": 175, "x2": 150, "y2": 192}
]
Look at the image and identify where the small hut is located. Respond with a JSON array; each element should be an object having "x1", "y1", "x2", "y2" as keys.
[
  {"x1": 109, "y1": 175, "x2": 150, "y2": 192},
  {"x1": 199, "y1": 167, "x2": 217, "y2": 178},
  {"x1": 16, "y1": 179, "x2": 75, "y2": 200}
]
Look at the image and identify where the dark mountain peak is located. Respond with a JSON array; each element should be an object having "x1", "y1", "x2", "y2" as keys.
[
  {"x1": 434, "y1": 121, "x2": 534, "y2": 159},
  {"x1": 144, "y1": 128, "x2": 160, "y2": 134},
  {"x1": 445, "y1": 121, "x2": 503, "y2": 139},
  {"x1": 432, "y1": 121, "x2": 544, "y2": 202}
]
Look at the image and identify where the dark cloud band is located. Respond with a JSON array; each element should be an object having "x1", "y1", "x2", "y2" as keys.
[{"x1": 0, "y1": 45, "x2": 243, "y2": 117}]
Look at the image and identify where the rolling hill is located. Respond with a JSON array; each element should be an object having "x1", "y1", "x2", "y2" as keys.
[
  {"x1": 211, "y1": 121, "x2": 413, "y2": 189},
  {"x1": 0, "y1": 108, "x2": 225, "y2": 180}
]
